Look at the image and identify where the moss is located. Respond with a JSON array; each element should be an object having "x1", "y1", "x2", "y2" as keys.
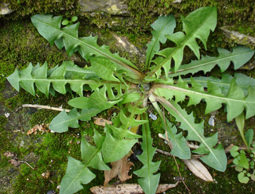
[{"x1": 1, "y1": 0, "x2": 80, "y2": 20}]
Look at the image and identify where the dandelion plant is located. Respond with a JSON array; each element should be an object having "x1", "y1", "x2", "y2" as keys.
[{"x1": 7, "y1": 7, "x2": 255, "y2": 194}]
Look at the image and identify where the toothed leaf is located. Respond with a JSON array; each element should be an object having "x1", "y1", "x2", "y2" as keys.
[
  {"x1": 170, "y1": 47, "x2": 254, "y2": 77},
  {"x1": 146, "y1": 15, "x2": 176, "y2": 67},
  {"x1": 134, "y1": 113, "x2": 160, "y2": 194},
  {"x1": 31, "y1": 14, "x2": 141, "y2": 80},
  {"x1": 157, "y1": 98, "x2": 227, "y2": 171},
  {"x1": 149, "y1": 7, "x2": 217, "y2": 77}
]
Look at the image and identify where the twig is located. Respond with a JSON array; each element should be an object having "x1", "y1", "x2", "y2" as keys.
[
  {"x1": 22, "y1": 104, "x2": 70, "y2": 112},
  {"x1": 20, "y1": 161, "x2": 35, "y2": 170},
  {"x1": 156, "y1": 148, "x2": 172, "y2": 156},
  {"x1": 172, "y1": 156, "x2": 191, "y2": 194},
  {"x1": 158, "y1": 133, "x2": 199, "y2": 149}
]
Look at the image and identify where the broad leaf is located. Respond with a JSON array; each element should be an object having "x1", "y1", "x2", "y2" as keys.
[
  {"x1": 165, "y1": 121, "x2": 191, "y2": 160},
  {"x1": 49, "y1": 108, "x2": 99, "y2": 132},
  {"x1": 59, "y1": 157, "x2": 96, "y2": 194},
  {"x1": 146, "y1": 15, "x2": 176, "y2": 67},
  {"x1": 60, "y1": 131, "x2": 109, "y2": 194},
  {"x1": 68, "y1": 87, "x2": 121, "y2": 109},
  {"x1": 156, "y1": 97, "x2": 227, "y2": 171},
  {"x1": 89, "y1": 57, "x2": 120, "y2": 82},
  {"x1": 81, "y1": 132, "x2": 110, "y2": 170},
  {"x1": 101, "y1": 130, "x2": 137, "y2": 163},
  {"x1": 134, "y1": 113, "x2": 161, "y2": 194}
]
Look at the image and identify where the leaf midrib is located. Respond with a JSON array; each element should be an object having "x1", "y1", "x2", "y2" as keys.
[
  {"x1": 34, "y1": 17, "x2": 142, "y2": 79},
  {"x1": 169, "y1": 51, "x2": 247, "y2": 76},
  {"x1": 147, "y1": 11, "x2": 214, "y2": 77},
  {"x1": 155, "y1": 84, "x2": 254, "y2": 104}
]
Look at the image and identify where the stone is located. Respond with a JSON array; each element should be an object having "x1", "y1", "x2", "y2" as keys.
[
  {"x1": 0, "y1": 3, "x2": 13, "y2": 15},
  {"x1": 79, "y1": 0, "x2": 128, "y2": 15}
]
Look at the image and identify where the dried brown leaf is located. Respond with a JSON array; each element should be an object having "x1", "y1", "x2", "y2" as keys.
[
  {"x1": 4, "y1": 151, "x2": 14, "y2": 158},
  {"x1": 27, "y1": 124, "x2": 49, "y2": 135},
  {"x1": 184, "y1": 159, "x2": 213, "y2": 182},
  {"x1": 90, "y1": 182, "x2": 179, "y2": 194},
  {"x1": 94, "y1": 117, "x2": 112, "y2": 127},
  {"x1": 41, "y1": 171, "x2": 50, "y2": 179},
  {"x1": 104, "y1": 154, "x2": 134, "y2": 186},
  {"x1": 9, "y1": 159, "x2": 20, "y2": 167}
]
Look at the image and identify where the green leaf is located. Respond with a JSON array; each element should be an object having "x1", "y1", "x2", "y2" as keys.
[
  {"x1": 31, "y1": 14, "x2": 142, "y2": 80},
  {"x1": 149, "y1": 95, "x2": 190, "y2": 160},
  {"x1": 59, "y1": 157, "x2": 96, "y2": 194},
  {"x1": 89, "y1": 57, "x2": 120, "y2": 82},
  {"x1": 235, "y1": 113, "x2": 248, "y2": 147},
  {"x1": 68, "y1": 87, "x2": 121, "y2": 109},
  {"x1": 49, "y1": 108, "x2": 99, "y2": 132},
  {"x1": 238, "y1": 172, "x2": 249, "y2": 184},
  {"x1": 157, "y1": 97, "x2": 227, "y2": 171},
  {"x1": 186, "y1": 73, "x2": 255, "y2": 96},
  {"x1": 134, "y1": 113, "x2": 161, "y2": 194},
  {"x1": 7, "y1": 62, "x2": 99, "y2": 97},
  {"x1": 148, "y1": 7, "x2": 217, "y2": 77},
  {"x1": 119, "y1": 110, "x2": 148, "y2": 128},
  {"x1": 154, "y1": 78, "x2": 255, "y2": 121},
  {"x1": 71, "y1": 16, "x2": 78, "y2": 22},
  {"x1": 245, "y1": 129, "x2": 254, "y2": 147},
  {"x1": 121, "y1": 92, "x2": 141, "y2": 104},
  {"x1": 165, "y1": 121, "x2": 191, "y2": 159},
  {"x1": 101, "y1": 129, "x2": 137, "y2": 163},
  {"x1": 230, "y1": 145, "x2": 239, "y2": 157},
  {"x1": 233, "y1": 150, "x2": 249, "y2": 169},
  {"x1": 62, "y1": 19, "x2": 69, "y2": 25},
  {"x1": 169, "y1": 47, "x2": 254, "y2": 77},
  {"x1": 81, "y1": 134, "x2": 110, "y2": 170},
  {"x1": 146, "y1": 15, "x2": 176, "y2": 67}
]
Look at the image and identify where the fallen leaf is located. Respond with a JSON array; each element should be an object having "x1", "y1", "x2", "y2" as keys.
[
  {"x1": 184, "y1": 159, "x2": 213, "y2": 182},
  {"x1": 42, "y1": 171, "x2": 50, "y2": 179},
  {"x1": 9, "y1": 159, "x2": 21, "y2": 167},
  {"x1": 104, "y1": 154, "x2": 134, "y2": 186},
  {"x1": 4, "y1": 151, "x2": 14, "y2": 158},
  {"x1": 94, "y1": 117, "x2": 112, "y2": 127},
  {"x1": 27, "y1": 124, "x2": 49, "y2": 135},
  {"x1": 90, "y1": 182, "x2": 179, "y2": 194}
]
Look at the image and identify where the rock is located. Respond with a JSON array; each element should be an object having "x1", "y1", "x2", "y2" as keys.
[
  {"x1": 221, "y1": 26, "x2": 255, "y2": 47},
  {"x1": 79, "y1": 0, "x2": 128, "y2": 15},
  {"x1": 0, "y1": 3, "x2": 13, "y2": 15}
]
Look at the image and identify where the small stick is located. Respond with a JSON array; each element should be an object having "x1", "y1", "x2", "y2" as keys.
[
  {"x1": 20, "y1": 161, "x2": 35, "y2": 170},
  {"x1": 22, "y1": 104, "x2": 70, "y2": 112},
  {"x1": 156, "y1": 148, "x2": 172, "y2": 156}
]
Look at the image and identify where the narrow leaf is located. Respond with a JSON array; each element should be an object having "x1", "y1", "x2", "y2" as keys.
[
  {"x1": 154, "y1": 79, "x2": 255, "y2": 121},
  {"x1": 170, "y1": 47, "x2": 254, "y2": 77},
  {"x1": 134, "y1": 113, "x2": 161, "y2": 194}
]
